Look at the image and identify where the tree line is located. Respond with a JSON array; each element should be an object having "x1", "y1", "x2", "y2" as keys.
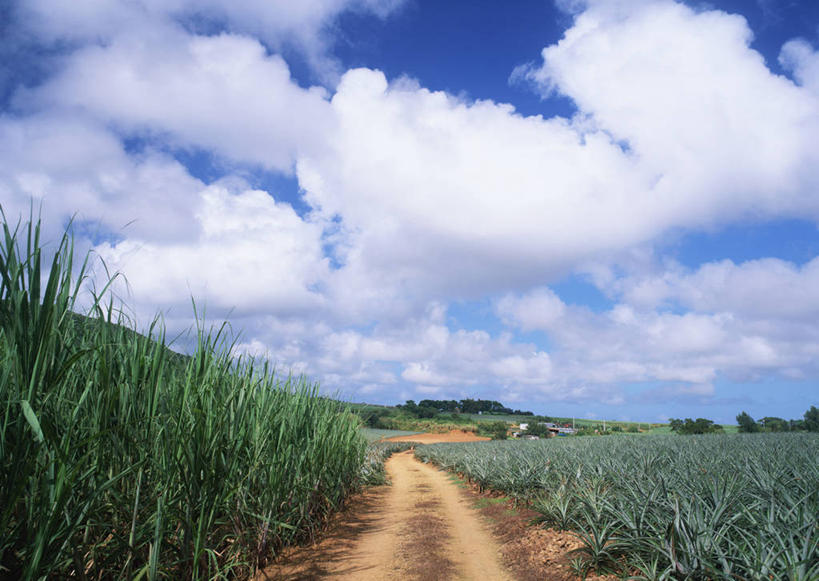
[
  {"x1": 396, "y1": 398, "x2": 535, "y2": 418},
  {"x1": 669, "y1": 405, "x2": 818, "y2": 435},
  {"x1": 736, "y1": 406, "x2": 819, "y2": 433}
]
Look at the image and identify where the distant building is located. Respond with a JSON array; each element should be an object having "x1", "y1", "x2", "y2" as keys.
[{"x1": 514, "y1": 421, "x2": 576, "y2": 437}]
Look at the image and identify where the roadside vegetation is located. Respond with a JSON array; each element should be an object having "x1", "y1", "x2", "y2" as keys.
[
  {"x1": 415, "y1": 434, "x2": 819, "y2": 579},
  {"x1": 0, "y1": 212, "x2": 368, "y2": 579},
  {"x1": 360, "y1": 441, "x2": 414, "y2": 485}
]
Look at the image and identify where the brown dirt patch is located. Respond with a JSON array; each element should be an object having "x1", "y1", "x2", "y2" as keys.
[
  {"x1": 399, "y1": 513, "x2": 455, "y2": 581},
  {"x1": 386, "y1": 429, "x2": 491, "y2": 443},
  {"x1": 257, "y1": 486, "x2": 391, "y2": 580},
  {"x1": 456, "y1": 481, "x2": 617, "y2": 581}
]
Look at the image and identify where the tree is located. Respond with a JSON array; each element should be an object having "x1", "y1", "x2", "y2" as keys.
[
  {"x1": 760, "y1": 417, "x2": 788, "y2": 432},
  {"x1": 736, "y1": 411, "x2": 759, "y2": 433},
  {"x1": 789, "y1": 418, "x2": 806, "y2": 431},
  {"x1": 670, "y1": 417, "x2": 723, "y2": 435},
  {"x1": 524, "y1": 422, "x2": 553, "y2": 438},
  {"x1": 805, "y1": 405, "x2": 819, "y2": 432},
  {"x1": 485, "y1": 421, "x2": 509, "y2": 440}
]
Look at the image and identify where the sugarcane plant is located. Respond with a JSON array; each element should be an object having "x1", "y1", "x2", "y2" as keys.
[{"x1": 0, "y1": 209, "x2": 368, "y2": 579}]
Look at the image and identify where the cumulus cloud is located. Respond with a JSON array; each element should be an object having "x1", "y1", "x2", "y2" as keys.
[
  {"x1": 95, "y1": 185, "x2": 330, "y2": 318},
  {"x1": 0, "y1": 113, "x2": 203, "y2": 243},
  {"x1": 298, "y1": 68, "x2": 652, "y2": 300},
  {"x1": 780, "y1": 38, "x2": 819, "y2": 95},
  {"x1": 4, "y1": 0, "x2": 819, "y2": 415},
  {"x1": 496, "y1": 254, "x2": 819, "y2": 393},
  {"x1": 265, "y1": 309, "x2": 567, "y2": 404},
  {"x1": 16, "y1": 0, "x2": 404, "y2": 80},
  {"x1": 615, "y1": 256, "x2": 819, "y2": 319},
  {"x1": 523, "y1": 0, "x2": 819, "y2": 219},
  {"x1": 296, "y1": 0, "x2": 819, "y2": 314},
  {"x1": 24, "y1": 30, "x2": 334, "y2": 172}
]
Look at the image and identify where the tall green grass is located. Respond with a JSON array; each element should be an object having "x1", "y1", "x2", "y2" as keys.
[{"x1": 0, "y1": 210, "x2": 366, "y2": 579}]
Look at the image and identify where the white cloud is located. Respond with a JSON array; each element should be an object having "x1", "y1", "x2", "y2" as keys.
[
  {"x1": 298, "y1": 67, "x2": 653, "y2": 301},
  {"x1": 496, "y1": 288, "x2": 566, "y2": 331},
  {"x1": 780, "y1": 39, "x2": 819, "y2": 95},
  {"x1": 94, "y1": 185, "x2": 330, "y2": 318},
  {"x1": 25, "y1": 31, "x2": 334, "y2": 172},
  {"x1": 496, "y1": 253, "x2": 819, "y2": 392},
  {"x1": 401, "y1": 362, "x2": 451, "y2": 386},
  {"x1": 522, "y1": 0, "x2": 819, "y2": 221},
  {"x1": 295, "y1": 0, "x2": 819, "y2": 314},
  {"x1": 0, "y1": 113, "x2": 203, "y2": 243},
  {"x1": 617, "y1": 256, "x2": 819, "y2": 320},
  {"x1": 18, "y1": 0, "x2": 404, "y2": 80},
  {"x1": 4, "y1": 0, "x2": 819, "y2": 413},
  {"x1": 231, "y1": 306, "x2": 573, "y2": 404}
]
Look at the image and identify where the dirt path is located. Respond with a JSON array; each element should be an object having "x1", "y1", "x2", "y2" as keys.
[
  {"x1": 260, "y1": 450, "x2": 512, "y2": 581},
  {"x1": 386, "y1": 429, "x2": 490, "y2": 444}
]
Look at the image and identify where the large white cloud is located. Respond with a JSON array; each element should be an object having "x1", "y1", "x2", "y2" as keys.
[
  {"x1": 298, "y1": 68, "x2": 653, "y2": 299},
  {"x1": 24, "y1": 30, "x2": 334, "y2": 172},
  {"x1": 0, "y1": 113, "x2": 203, "y2": 243},
  {"x1": 615, "y1": 256, "x2": 819, "y2": 320},
  {"x1": 17, "y1": 0, "x2": 404, "y2": 80},
  {"x1": 4, "y1": 0, "x2": 819, "y2": 414},
  {"x1": 496, "y1": 254, "x2": 819, "y2": 392},
  {"x1": 780, "y1": 38, "x2": 819, "y2": 96},
  {"x1": 524, "y1": 0, "x2": 819, "y2": 220},
  {"x1": 94, "y1": 185, "x2": 330, "y2": 318},
  {"x1": 235, "y1": 304, "x2": 574, "y2": 405},
  {"x1": 296, "y1": 0, "x2": 819, "y2": 310}
]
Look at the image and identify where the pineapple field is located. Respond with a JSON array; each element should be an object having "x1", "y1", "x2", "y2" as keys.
[{"x1": 415, "y1": 433, "x2": 819, "y2": 579}]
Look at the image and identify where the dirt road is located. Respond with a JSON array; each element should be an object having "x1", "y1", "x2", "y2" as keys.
[
  {"x1": 385, "y1": 430, "x2": 490, "y2": 444},
  {"x1": 261, "y1": 450, "x2": 512, "y2": 581}
]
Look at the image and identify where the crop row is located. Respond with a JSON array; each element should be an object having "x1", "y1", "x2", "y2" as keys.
[
  {"x1": 361, "y1": 441, "x2": 415, "y2": 485},
  {"x1": 0, "y1": 213, "x2": 367, "y2": 579},
  {"x1": 415, "y1": 433, "x2": 819, "y2": 579}
]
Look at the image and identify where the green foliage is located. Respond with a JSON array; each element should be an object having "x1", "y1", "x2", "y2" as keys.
[
  {"x1": 736, "y1": 409, "x2": 818, "y2": 433},
  {"x1": 396, "y1": 398, "x2": 534, "y2": 417},
  {"x1": 479, "y1": 421, "x2": 509, "y2": 440},
  {"x1": 737, "y1": 411, "x2": 759, "y2": 433},
  {"x1": 415, "y1": 434, "x2": 819, "y2": 579},
  {"x1": 360, "y1": 441, "x2": 414, "y2": 485},
  {"x1": 356, "y1": 405, "x2": 394, "y2": 428},
  {"x1": 669, "y1": 417, "x2": 724, "y2": 434},
  {"x1": 0, "y1": 210, "x2": 366, "y2": 579},
  {"x1": 805, "y1": 405, "x2": 819, "y2": 432},
  {"x1": 759, "y1": 416, "x2": 789, "y2": 432},
  {"x1": 523, "y1": 422, "x2": 554, "y2": 438}
]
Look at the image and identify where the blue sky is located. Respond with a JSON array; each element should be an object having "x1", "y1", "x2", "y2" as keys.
[{"x1": 2, "y1": 0, "x2": 819, "y2": 423}]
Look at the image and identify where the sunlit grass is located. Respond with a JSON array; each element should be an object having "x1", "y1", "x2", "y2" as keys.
[{"x1": 0, "y1": 209, "x2": 367, "y2": 579}]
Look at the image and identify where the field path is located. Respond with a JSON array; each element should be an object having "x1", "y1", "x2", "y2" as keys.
[{"x1": 259, "y1": 449, "x2": 512, "y2": 581}]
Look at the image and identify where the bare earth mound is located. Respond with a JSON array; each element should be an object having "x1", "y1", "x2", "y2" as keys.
[{"x1": 385, "y1": 429, "x2": 490, "y2": 443}]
